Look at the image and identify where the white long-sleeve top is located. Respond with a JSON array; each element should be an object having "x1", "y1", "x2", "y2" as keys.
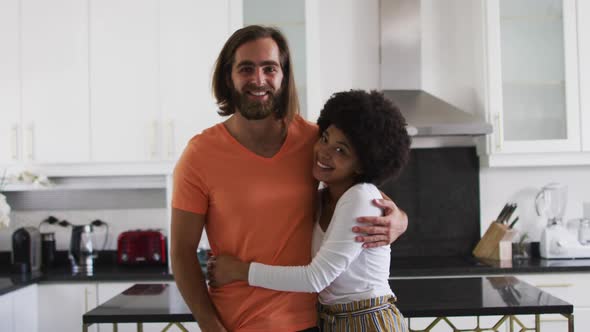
[{"x1": 249, "y1": 183, "x2": 394, "y2": 304}]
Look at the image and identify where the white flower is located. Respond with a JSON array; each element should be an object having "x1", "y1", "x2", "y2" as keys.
[{"x1": 0, "y1": 193, "x2": 10, "y2": 229}]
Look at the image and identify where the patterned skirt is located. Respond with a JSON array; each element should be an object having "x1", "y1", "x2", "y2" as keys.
[{"x1": 317, "y1": 295, "x2": 408, "y2": 332}]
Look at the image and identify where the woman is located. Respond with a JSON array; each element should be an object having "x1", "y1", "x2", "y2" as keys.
[{"x1": 208, "y1": 90, "x2": 411, "y2": 331}]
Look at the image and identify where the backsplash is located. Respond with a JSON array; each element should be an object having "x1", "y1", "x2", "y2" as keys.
[
  {"x1": 0, "y1": 208, "x2": 168, "y2": 251},
  {"x1": 381, "y1": 147, "x2": 481, "y2": 257}
]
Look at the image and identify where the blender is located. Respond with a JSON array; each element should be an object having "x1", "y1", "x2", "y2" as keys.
[{"x1": 537, "y1": 183, "x2": 590, "y2": 259}]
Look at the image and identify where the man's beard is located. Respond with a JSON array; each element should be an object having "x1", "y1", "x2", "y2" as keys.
[{"x1": 233, "y1": 84, "x2": 282, "y2": 120}]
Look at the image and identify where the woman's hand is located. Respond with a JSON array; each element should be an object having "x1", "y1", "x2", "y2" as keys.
[
  {"x1": 353, "y1": 199, "x2": 408, "y2": 248},
  {"x1": 207, "y1": 255, "x2": 250, "y2": 288}
]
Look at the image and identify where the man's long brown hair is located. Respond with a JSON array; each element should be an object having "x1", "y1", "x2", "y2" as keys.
[{"x1": 212, "y1": 25, "x2": 299, "y2": 121}]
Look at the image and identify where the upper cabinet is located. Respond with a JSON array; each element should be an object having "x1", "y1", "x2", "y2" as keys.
[
  {"x1": 159, "y1": 0, "x2": 233, "y2": 161},
  {"x1": 1, "y1": 0, "x2": 90, "y2": 165},
  {"x1": 481, "y1": 0, "x2": 590, "y2": 166},
  {"x1": 0, "y1": 0, "x2": 20, "y2": 165},
  {"x1": 0, "y1": 0, "x2": 237, "y2": 175},
  {"x1": 89, "y1": 0, "x2": 160, "y2": 163},
  {"x1": 91, "y1": 0, "x2": 232, "y2": 163},
  {"x1": 579, "y1": 0, "x2": 590, "y2": 151}
]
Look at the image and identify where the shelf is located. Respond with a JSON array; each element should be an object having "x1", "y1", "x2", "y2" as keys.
[{"x1": 2, "y1": 175, "x2": 167, "y2": 192}]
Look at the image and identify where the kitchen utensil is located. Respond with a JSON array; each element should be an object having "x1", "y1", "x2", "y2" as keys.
[
  {"x1": 509, "y1": 217, "x2": 519, "y2": 229},
  {"x1": 495, "y1": 203, "x2": 510, "y2": 223},
  {"x1": 473, "y1": 222, "x2": 516, "y2": 261}
]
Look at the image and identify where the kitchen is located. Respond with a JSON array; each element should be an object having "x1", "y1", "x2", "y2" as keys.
[{"x1": 1, "y1": 0, "x2": 590, "y2": 331}]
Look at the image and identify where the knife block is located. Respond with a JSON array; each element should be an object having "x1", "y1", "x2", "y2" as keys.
[{"x1": 473, "y1": 222, "x2": 517, "y2": 261}]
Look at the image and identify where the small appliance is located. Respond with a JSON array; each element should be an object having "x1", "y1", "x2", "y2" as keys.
[
  {"x1": 69, "y1": 224, "x2": 96, "y2": 273},
  {"x1": 68, "y1": 220, "x2": 108, "y2": 273},
  {"x1": 117, "y1": 230, "x2": 167, "y2": 265},
  {"x1": 12, "y1": 227, "x2": 42, "y2": 272},
  {"x1": 537, "y1": 183, "x2": 590, "y2": 259},
  {"x1": 41, "y1": 232, "x2": 56, "y2": 270}
]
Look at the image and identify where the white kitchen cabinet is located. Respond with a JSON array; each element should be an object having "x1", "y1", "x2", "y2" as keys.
[
  {"x1": 578, "y1": 0, "x2": 590, "y2": 152},
  {"x1": 480, "y1": 0, "x2": 590, "y2": 167},
  {"x1": 89, "y1": 0, "x2": 160, "y2": 163},
  {"x1": 38, "y1": 283, "x2": 98, "y2": 332},
  {"x1": 159, "y1": 0, "x2": 231, "y2": 160},
  {"x1": 20, "y1": 0, "x2": 90, "y2": 163},
  {"x1": 0, "y1": 284, "x2": 38, "y2": 332},
  {"x1": 13, "y1": 284, "x2": 38, "y2": 332},
  {"x1": 517, "y1": 272, "x2": 589, "y2": 332},
  {"x1": 0, "y1": 291, "x2": 15, "y2": 332},
  {"x1": 0, "y1": 0, "x2": 20, "y2": 165},
  {"x1": 90, "y1": 0, "x2": 234, "y2": 163}
]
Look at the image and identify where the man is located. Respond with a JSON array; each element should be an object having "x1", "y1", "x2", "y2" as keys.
[{"x1": 171, "y1": 25, "x2": 408, "y2": 332}]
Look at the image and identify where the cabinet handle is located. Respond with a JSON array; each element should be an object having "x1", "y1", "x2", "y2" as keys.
[
  {"x1": 84, "y1": 288, "x2": 88, "y2": 312},
  {"x1": 150, "y1": 120, "x2": 159, "y2": 159},
  {"x1": 166, "y1": 120, "x2": 175, "y2": 159},
  {"x1": 11, "y1": 125, "x2": 19, "y2": 160},
  {"x1": 25, "y1": 123, "x2": 34, "y2": 161},
  {"x1": 535, "y1": 283, "x2": 573, "y2": 288},
  {"x1": 494, "y1": 113, "x2": 502, "y2": 152}
]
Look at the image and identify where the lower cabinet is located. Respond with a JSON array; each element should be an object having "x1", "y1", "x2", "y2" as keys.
[
  {"x1": 38, "y1": 283, "x2": 98, "y2": 332},
  {"x1": 0, "y1": 293, "x2": 13, "y2": 332},
  {"x1": 0, "y1": 284, "x2": 38, "y2": 332},
  {"x1": 516, "y1": 273, "x2": 590, "y2": 332}
]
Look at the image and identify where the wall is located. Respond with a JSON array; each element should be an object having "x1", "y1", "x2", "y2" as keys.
[
  {"x1": 0, "y1": 187, "x2": 168, "y2": 251},
  {"x1": 311, "y1": 0, "x2": 380, "y2": 121},
  {"x1": 480, "y1": 166, "x2": 590, "y2": 242}
]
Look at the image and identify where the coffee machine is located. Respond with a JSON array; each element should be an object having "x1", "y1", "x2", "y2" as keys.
[
  {"x1": 12, "y1": 227, "x2": 42, "y2": 272},
  {"x1": 537, "y1": 183, "x2": 590, "y2": 259}
]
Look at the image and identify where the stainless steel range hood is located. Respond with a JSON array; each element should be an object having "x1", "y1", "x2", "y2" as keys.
[
  {"x1": 380, "y1": 0, "x2": 492, "y2": 137},
  {"x1": 383, "y1": 90, "x2": 492, "y2": 137}
]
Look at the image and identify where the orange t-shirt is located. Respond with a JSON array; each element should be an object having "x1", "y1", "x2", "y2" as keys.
[{"x1": 173, "y1": 115, "x2": 319, "y2": 331}]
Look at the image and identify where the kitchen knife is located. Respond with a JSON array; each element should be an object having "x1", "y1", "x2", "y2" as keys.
[{"x1": 496, "y1": 203, "x2": 510, "y2": 223}]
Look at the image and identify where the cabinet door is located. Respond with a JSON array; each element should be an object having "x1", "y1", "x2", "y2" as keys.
[
  {"x1": 0, "y1": 0, "x2": 20, "y2": 165},
  {"x1": 578, "y1": 0, "x2": 590, "y2": 151},
  {"x1": 159, "y1": 0, "x2": 230, "y2": 160},
  {"x1": 486, "y1": 0, "x2": 580, "y2": 153},
  {"x1": 0, "y1": 292, "x2": 14, "y2": 332},
  {"x1": 90, "y1": 0, "x2": 159, "y2": 162},
  {"x1": 13, "y1": 284, "x2": 38, "y2": 332},
  {"x1": 21, "y1": 0, "x2": 90, "y2": 163},
  {"x1": 38, "y1": 283, "x2": 98, "y2": 332}
]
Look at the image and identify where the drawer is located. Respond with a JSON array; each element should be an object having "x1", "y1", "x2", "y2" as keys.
[{"x1": 517, "y1": 273, "x2": 590, "y2": 307}]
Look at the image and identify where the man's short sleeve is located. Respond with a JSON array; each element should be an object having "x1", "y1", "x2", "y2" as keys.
[{"x1": 172, "y1": 143, "x2": 209, "y2": 215}]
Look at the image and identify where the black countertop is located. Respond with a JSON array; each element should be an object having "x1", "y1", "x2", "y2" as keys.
[
  {"x1": 0, "y1": 251, "x2": 171, "y2": 296},
  {"x1": 389, "y1": 256, "x2": 590, "y2": 277},
  {"x1": 2, "y1": 254, "x2": 590, "y2": 297},
  {"x1": 82, "y1": 276, "x2": 573, "y2": 325}
]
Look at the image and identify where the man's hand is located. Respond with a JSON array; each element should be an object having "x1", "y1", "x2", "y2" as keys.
[
  {"x1": 353, "y1": 199, "x2": 408, "y2": 248},
  {"x1": 207, "y1": 255, "x2": 250, "y2": 288}
]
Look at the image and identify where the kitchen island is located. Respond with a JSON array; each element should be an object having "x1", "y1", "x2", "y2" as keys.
[{"x1": 83, "y1": 276, "x2": 574, "y2": 332}]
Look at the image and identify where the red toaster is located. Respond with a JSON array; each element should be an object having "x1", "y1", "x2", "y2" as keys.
[{"x1": 117, "y1": 230, "x2": 167, "y2": 265}]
